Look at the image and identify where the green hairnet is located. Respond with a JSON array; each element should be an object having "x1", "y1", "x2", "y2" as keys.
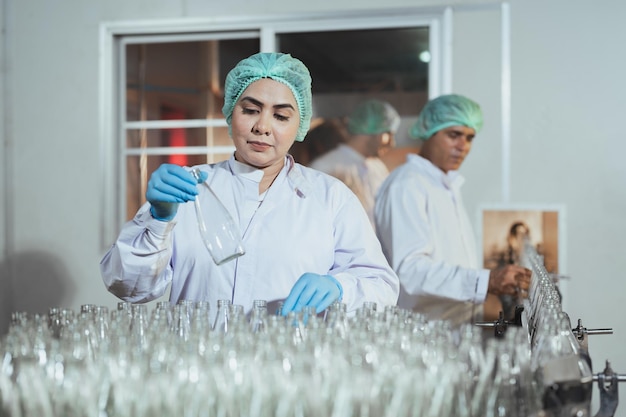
[
  {"x1": 347, "y1": 99, "x2": 400, "y2": 135},
  {"x1": 222, "y1": 52, "x2": 313, "y2": 142},
  {"x1": 409, "y1": 94, "x2": 483, "y2": 140}
]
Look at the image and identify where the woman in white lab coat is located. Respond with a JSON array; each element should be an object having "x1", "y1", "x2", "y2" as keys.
[{"x1": 100, "y1": 52, "x2": 399, "y2": 320}]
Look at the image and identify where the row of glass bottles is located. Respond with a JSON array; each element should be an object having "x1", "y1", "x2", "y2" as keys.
[
  {"x1": 0, "y1": 299, "x2": 543, "y2": 417},
  {"x1": 520, "y1": 240, "x2": 593, "y2": 417}
]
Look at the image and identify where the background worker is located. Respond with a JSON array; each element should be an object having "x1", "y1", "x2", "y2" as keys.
[
  {"x1": 310, "y1": 99, "x2": 400, "y2": 226},
  {"x1": 374, "y1": 94, "x2": 531, "y2": 325}
]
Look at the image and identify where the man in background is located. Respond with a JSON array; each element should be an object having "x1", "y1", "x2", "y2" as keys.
[{"x1": 374, "y1": 94, "x2": 531, "y2": 325}]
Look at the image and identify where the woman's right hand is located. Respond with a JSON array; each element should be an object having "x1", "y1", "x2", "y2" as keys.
[
  {"x1": 488, "y1": 264, "x2": 531, "y2": 296},
  {"x1": 146, "y1": 163, "x2": 205, "y2": 221}
]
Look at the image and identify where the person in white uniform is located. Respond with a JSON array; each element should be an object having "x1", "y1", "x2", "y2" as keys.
[
  {"x1": 374, "y1": 94, "x2": 530, "y2": 325},
  {"x1": 310, "y1": 99, "x2": 400, "y2": 227},
  {"x1": 100, "y1": 52, "x2": 399, "y2": 320}
]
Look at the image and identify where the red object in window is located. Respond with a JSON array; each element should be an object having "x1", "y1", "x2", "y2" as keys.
[{"x1": 162, "y1": 107, "x2": 188, "y2": 166}]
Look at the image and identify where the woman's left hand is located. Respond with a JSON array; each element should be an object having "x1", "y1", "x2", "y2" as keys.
[{"x1": 281, "y1": 273, "x2": 343, "y2": 315}]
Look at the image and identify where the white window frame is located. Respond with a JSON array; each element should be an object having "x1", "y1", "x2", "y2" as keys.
[{"x1": 98, "y1": 8, "x2": 453, "y2": 249}]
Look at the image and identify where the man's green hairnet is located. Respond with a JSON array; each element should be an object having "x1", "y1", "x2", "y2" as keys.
[
  {"x1": 222, "y1": 52, "x2": 313, "y2": 142},
  {"x1": 409, "y1": 94, "x2": 483, "y2": 140},
  {"x1": 347, "y1": 99, "x2": 401, "y2": 135}
]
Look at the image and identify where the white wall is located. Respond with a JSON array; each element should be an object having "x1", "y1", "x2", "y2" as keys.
[
  {"x1": 2, "y1": 0, "x2": 626, "y2": 414},
  {"x1": 510, "y1": 4, "x2": 626, "y2": 413},
  {"x1": 0, "y1": 0, "x2": 11, "y2": 329}
]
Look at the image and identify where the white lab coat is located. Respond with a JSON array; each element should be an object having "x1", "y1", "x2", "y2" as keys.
[
  {"x1": 101, "y1": 155, "x2": 399, "y2": 320},
  {"x1": 374, "y1": 154, "x2": 489, "y2": 324},
  {"x1": 310, "y1": 144, "x2": 389, "y2": 227}
]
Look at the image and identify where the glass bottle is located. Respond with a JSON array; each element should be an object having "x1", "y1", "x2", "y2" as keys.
[
  {"x1": 191, "y1": 168, "x2": 245, "y2": 265},
  {"x1": 325, "y1": 302, "x2": 349, "y2": 340},
  {"x1": 249, "y1": 300, "x2": 269, "y2": 334},
  {"x1": 129, "y1": 304, "x2": 149, "y2": 350},
  {"x1": 213, "y1": 299, "x2": 232, "y2": 333},
  {"x1": 192, "y1": 301, "x2": 212, "y2": 333},
  {"x1": 171, "y1": 304, "x2": 191, "y2": 341},
  {"x1": 286, "y1": 311, "x2": 306, "y2": 345}
]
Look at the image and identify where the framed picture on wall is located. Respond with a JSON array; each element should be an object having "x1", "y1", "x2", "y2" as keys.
[{"x1": 477, "y1": 204, "x2": 566, "y2": 276}]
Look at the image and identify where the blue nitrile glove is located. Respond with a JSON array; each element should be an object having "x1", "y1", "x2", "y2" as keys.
[
  {"x1": 281, "y1": 273, "x2": 343, "y2": 316},
  {"x1": 146, "y1": 164, "x2": 208, "y2": 221}
]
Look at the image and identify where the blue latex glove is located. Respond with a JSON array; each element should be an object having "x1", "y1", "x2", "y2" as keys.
[
  {"x1": 146, "y1": 164, "x2": 208, "y2": 221},
  {"x1": 281, "y1": 273, "x2": 343, "y2": 315}
]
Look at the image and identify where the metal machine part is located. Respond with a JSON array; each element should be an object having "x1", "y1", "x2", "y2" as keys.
[
  {"x1": 474, "y1": 305, "x2": 525, "y2": 338},
  {"x1": 539, "y1": 354, "x2": 594, "y2": 416},
  {"x1": 593, "y1": 361, "x2": 625, "y2": 417},
  {"x1": 571, "y1": 319, "x2": 613, "y2": 352},
  {"x1": 499, "y1": 240, "x2": 625, "y2": 417},
  {"x1": 477, "y1": 309, "x2": 623, "y2": 417}
]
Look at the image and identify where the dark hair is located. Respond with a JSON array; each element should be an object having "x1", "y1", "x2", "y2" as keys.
[
  {"x1": 291, "y1": 118, "x2": 348, "y2": 165},
  {"x1": 509, "y1": 222, "x2": 529, "y2": 238}
]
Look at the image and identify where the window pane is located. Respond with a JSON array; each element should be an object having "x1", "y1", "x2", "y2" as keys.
[
  {"x1": 277, "y1": 27, "x2": 429, "y2": 95},
  {"x1": 126, "y1": 126, "x2": 232, "y2": 149},
  {"x1": 126, "y1": 38, "x2": 259, "y2": 121}
]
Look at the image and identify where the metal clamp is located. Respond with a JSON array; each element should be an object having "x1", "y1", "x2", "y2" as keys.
[
  {"x1": 593, "y1": 361, "x2": 625, "y2": 417},
  {"x1": 572, "y1": 319, "x2": 613, "y2": 351},
  {"x1": 474, "y1": 305, "x2": 524, "y2": 338}
]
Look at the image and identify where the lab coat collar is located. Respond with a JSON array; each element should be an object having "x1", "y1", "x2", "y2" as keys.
[
  {"x1": 286, "y1": 155, "x2": 311, "y2": 198},
  {"x1": 227, "y1": 154, "x2": 310, "y2": 198},
  {"x1": 228, "y1": 155, "x2": 265, "y2": 183},
  {"x1": 407, "y1": 154, "x2": 465, "y2": 190}
]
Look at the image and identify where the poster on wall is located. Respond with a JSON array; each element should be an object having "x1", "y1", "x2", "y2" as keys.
[{"x1": 478, "y1": 204, "x2": 566, "y2": 277}]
